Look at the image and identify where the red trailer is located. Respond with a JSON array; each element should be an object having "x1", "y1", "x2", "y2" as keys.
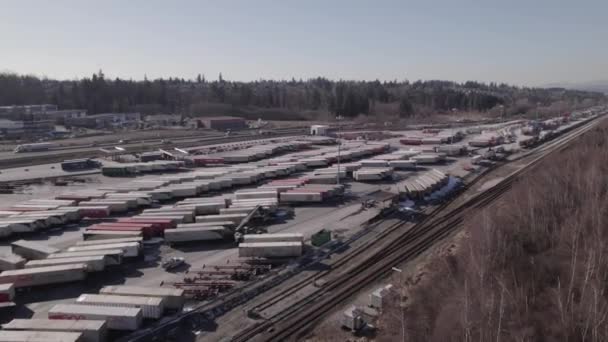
[{"x1": 77, "y1": 207, "x2": 111, "y2": 218}]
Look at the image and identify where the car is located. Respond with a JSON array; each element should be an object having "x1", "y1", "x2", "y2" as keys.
[{"x1": 162, "y1": 256, "x2": 185, "y2": 270}]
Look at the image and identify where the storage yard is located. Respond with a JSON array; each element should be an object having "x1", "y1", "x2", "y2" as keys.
[{"x1": 0, "y1": 108, "x2": 604, "y2": 342}]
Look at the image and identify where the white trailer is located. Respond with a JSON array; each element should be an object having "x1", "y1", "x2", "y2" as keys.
[
  {"x1": 0, "y1": 264, "x2": 87, "y2": 288},
  {"x1": 177, "y1": 221, "x2": 236, "y2": 229},
  {"x1": 99, "y1": 285, "x2": 185, "y2": 310},
  {"x1": 2, "y1": 319, "x2": 107, "y2": 342},
  {"x1": 280, "y1": 192, "x2": 323, "y2": 203},
  {"x1": 0, "y1": 254, "x2": 26, "y2": 271},
  {"x1": 82, "y1": 230, "x2": 143, "y2": 240},
  {"x1": 67, "y1": 242, "x2": 141, "y2": 258},
  {"x1": 25, "y1": 256, "x2": 106, "y2": 272},
  {"x1": 242, "y1": 233, "x2": 304, "y2": 243},
  {"x1": 48, "y1": 304, "x2": 142, "y2": 331},
  {"x1": 195, "y1": 214, "x2": 248, "y2": 224},
  {"x1": 0, "y1": 330, "x2": 83, "y2": 342},
  {"x1": 76, "y1": 294, "x2": 164, "y2": 319},
  {"x1": 175, "y1": 202, "x2": 225, "y2": 215},
  {"x1": 0, "y1": 283, "x2": 15, "y2": 302},
  {"x1": 75, "y1": 237, "x2": 143, "y2": 247},
  {"x1": 79, "y1": 201, "x2": 128, "y2": 213},
  {"x1": 238, "y1": 242, "x2": 303, "y2": 258},
  {"x1": 48, "y1": 250, "x2": 123, "y2": 266},
  {"x1": 165, "y1": 226, "x2": 227, "y2": 243},
  {"x1": 11, "y1": 240, "x2": 60, "y2": 260}
]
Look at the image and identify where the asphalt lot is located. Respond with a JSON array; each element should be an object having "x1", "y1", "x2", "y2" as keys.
[{"x1": 0, "y1": 121, "x2": 534, "y2": 326}]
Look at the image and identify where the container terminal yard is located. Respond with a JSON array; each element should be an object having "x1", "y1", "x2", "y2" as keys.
[{"x1": 0, "y1": 107, "x2": 604, "y2": 342}]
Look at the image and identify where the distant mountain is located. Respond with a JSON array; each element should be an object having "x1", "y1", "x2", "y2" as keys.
[{"x1": 545, "y1": 81, "x2": 608, "y2": 94}]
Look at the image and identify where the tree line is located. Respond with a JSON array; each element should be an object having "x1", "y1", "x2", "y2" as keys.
[{"x1": 0, "y1": 71, "x2": 604, "y2": 118}]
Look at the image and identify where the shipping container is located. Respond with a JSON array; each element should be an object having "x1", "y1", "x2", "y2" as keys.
[
  {"x1": 195, "y1": 214, "x2": 247, "y2": 224},
  {"x1": 48, "y1": 304, "x2": 142, "y2": 331},
  {"x1": 0, "y1": 330, "x2": 83, "y2": 342},
  {"x1": 280, "y1": 192, "x2": 323, "y2": 203},
  {"x1": 0, "y1": 254, "x2": 26, "y2": 271},
  {"x1": 11, "y1": 240, "x2": 59, "y2": 260},
  {"x1": 165, "y1": 226, "x2": 228, "y2": 243},
  {"x1": 238, "y1": 241, "x2": 303, "y2": 258},
  {"x1": 76, "y1": 206, "x2": 111, "y2": 218},
  {"x1": 99, "y1": 285, "x2": 184, "y2": 310},
  {"x1": 242, "y1": 233, "x2": 303, "y2": 243},
  {"x1": 0, "y1": 264, "x2": 87, "y2": 288},
  {"x1": 76, "y1": 294, "x2": 164, "y2": 319},
  {"x1": 61, "y1": 159, "x2": 101, "y2": 172},
  {"x1": 1, "y1": 319, "x2": 107, "y2": 342},
  {"x1": 48, "y1": 250, "x2": 123, "y2": 266},
  {"x1": 116, "y1": 218, "x2": 176, "y2": 229},
  {"x1": 82, "y1": 230, "x2": 143, "y2": 240},
  {"x1": 177, "y1": 221, "x2": 236, "y2": 229},
  {"x1": 25, "y1": 255, "x2": 106, "y2": 272},
  {"x1": 67, "y1": 242, "x2": 141, "y2": 258},
  {"x1": 0, "y1": 283, "x2": 15, "y2": 302},
  {"x1": 75, "y1": 237, "x2": 143, "y2": 247}
]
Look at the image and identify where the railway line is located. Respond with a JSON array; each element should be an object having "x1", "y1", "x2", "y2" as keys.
[
  {"x1": 115, "y1": 116, "x2": 601, "y2": 342},
  {"x1": 232, "y1": 116, "x2": 603, "y2": 342},
  {"x1": 0, "y1": 127, "x2": 307, "y2": 169}
]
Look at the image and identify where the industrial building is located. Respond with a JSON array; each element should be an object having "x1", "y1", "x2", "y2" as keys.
[
  {"x1": 195, "y1": 116, "x2": 247, "y2": 131},
  {"x1": 66, "y1": 112, "x2": 141, "y2": 129}
]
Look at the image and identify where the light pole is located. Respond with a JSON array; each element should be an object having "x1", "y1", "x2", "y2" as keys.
[
  {"x1": 392, "y1": 267, "x2": 406, "y2": 342},
  {"x1": 336, "y1": 115, "x2": 343, "y2": 185}
]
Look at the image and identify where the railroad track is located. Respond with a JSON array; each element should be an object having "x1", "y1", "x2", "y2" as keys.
[
  {"x1": 232, "y1": 116, "x2": 603, "y2": 342},
  {"x1": 117, "y1": 117, "x2": 601, "y2": 342}
]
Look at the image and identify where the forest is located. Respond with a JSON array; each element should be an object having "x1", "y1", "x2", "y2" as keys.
[{"x1": 0, "y1": 71, "x2": 604, "y2": 120}]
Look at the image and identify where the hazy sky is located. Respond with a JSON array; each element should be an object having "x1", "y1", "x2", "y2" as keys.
[{"x1": 1, "y1": 0, "x2": 607, "y2": 86}]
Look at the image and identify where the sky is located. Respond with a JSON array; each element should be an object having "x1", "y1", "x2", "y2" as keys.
[{"x1": 1, "y1": 0, "x2": 607, "y2": 86}]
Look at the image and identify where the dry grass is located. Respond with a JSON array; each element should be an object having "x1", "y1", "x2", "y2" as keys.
[{"x1": 379, "y1": 122, "x2": 608, "y2": 342}]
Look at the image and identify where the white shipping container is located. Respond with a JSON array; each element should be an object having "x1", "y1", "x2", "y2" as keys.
[
  {"x1": 0, "y1": 254, "x2": 26, "y2": 271},
  {"x1": 100, "y1": 285, "x2": 184, "y2": 310},
  {"x1": 48, "y1": 250, "x2": 123, "y2": 266},
  {"x1": 0, "y1": 264, "x2": 87, "y2": 288},
  {"x1": 280, "y1": 192, "x2": 323, "y2": 203},
  {"x1": 25, "y1": 256, "x2": 106, "y2": 272},
  {"x1": 238, "y1": 242, "x2": 303, "y2": 258},
  {"x1": 242, "y1": 233, "x2": 304, "y2": 243},
  {"x1": 0, "y1": 283, "x2": 15, "y2": 302},
  {"x1": 48, "y1": 304, "x2": 142, "y2": 331},
  {"x1": 75, "y1": 237, "x2": 143, "y2": 246},
  {"x1": 165, "y1": 227, "x2": 227, "y2": 243},
  {"x1": 234, "y1": 190, "x2": 277, "y2": 200},
  {"x1": 2, "y1": 319, "x2": 107, "y2": 342},
  {"x1": 11, "y1": 240, "x2": 60, "y2": 260},
  {"x1": 195, "y1": 214, "x2": 248, "y2": 224},
  {"x1": 0, "y1": 330, "x2": 83, "y2": 342},
  {"x1": 67, "y1": 242, "x2": 141, "y2": 258},
  {"x1": 76, "y1": 294, "x2": 164, "y2": 319},
  {"x1": 177, "y1": 221, "x2": 236, "y2": 229}
]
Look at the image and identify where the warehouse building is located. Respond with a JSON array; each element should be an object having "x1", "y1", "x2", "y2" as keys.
[{"x1": 196, "y1": 116, "x2": 246, "y2": 131}]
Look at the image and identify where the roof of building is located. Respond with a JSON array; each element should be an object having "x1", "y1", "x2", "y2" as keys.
[{"x1": 200, "y1": 116, "x2": 245, "y2": 121}]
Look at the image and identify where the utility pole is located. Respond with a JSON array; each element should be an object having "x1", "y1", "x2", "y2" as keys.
[{"x1": 336, "y1": 115, "x2": 343, "y2": 185}]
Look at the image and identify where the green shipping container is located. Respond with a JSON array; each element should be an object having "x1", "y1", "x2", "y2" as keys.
[{"x1": 311, "y1": 229, "x2": 331, "y2": 247}]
